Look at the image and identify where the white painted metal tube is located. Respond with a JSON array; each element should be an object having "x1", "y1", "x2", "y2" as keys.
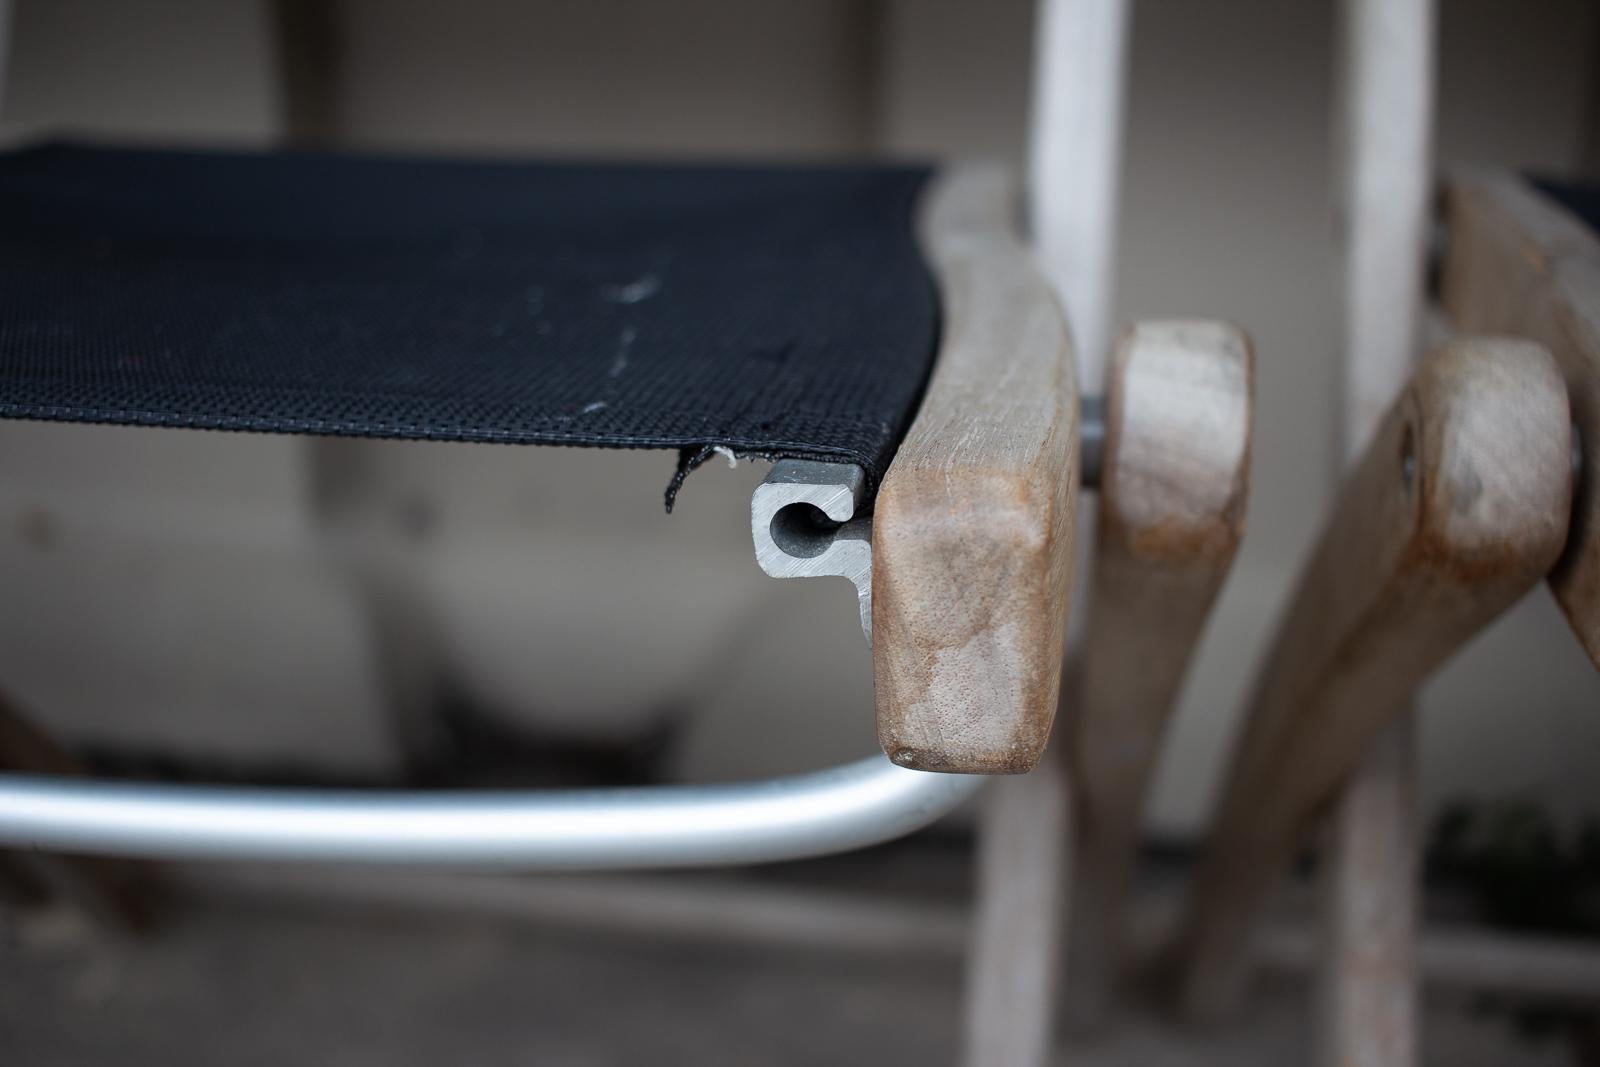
[{"x1": 0, "y1": 756, "x2": 984, "y2": 869}]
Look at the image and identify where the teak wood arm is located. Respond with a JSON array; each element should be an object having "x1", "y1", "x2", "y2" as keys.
[{"x1": 873, "y1": 165, "x2": 1080, "y2": 775}]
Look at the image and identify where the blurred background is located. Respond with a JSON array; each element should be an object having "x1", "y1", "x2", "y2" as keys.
[{"x1": 0, "y1": 2, "x2": 1598, "y2": 1063}]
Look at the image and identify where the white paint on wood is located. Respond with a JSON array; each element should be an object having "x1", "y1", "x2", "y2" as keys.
[
  {"x1": 1320, "y1": 2, "x2": 1436, "y2": 1062},
  {"x1": 1334, "y1": 0, "x2": 1437, "y2": 457},
  {"x1": 1027, "y1": 0, "x2": 1131, "y2": 388},
  {"x1": 962, "y1": 747, "x2": 1070, "y2": 1067}
]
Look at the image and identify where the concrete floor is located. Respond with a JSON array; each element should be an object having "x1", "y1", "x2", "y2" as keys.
[{"x1": 0, "y1": 865, "x2": 1580, "y2": 1067}]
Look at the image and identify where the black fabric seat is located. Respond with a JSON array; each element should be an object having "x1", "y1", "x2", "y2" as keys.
[
  {"x1": 1532, "y1": 176, "x2": 1600, "y2": 233},
  {"x1": 0, "y1": 143, "x2": 939, "y2": 503}
]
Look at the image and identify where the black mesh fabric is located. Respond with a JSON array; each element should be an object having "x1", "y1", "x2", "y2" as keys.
[
  {"x1": 0, "y1": 143, "x2": 938, "y2": 499},
  {"x1": 1531, "y1": 176, "x2": 1600, "y2": 235}
]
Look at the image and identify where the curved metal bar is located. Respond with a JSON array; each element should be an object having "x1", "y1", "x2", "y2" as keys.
[{"x1": 0, "y1": 755, "x2": 985, "y2": 869}]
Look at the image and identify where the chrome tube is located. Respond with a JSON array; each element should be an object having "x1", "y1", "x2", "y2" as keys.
[{"x1": 0, "y1": 755, "x2": 984, "y2": 869}]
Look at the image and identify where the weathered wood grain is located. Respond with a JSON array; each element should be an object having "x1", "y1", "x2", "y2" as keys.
[
  {"x1": 1443, "y1": 173, "x2": 1600, "y2": 668},
  {"x1": 1063, "y1": 320, "x2": 1253, "y2": 1018},
  {"x1": 873, "y1": 165, "x2": 1079, "y2": 775},
  {"x1": 1176, "y1": 337, "x2": 1573, "y2": 1021}
]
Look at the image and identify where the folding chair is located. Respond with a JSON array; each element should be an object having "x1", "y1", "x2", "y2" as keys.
[
  {"x1": 0, "y1": 2, "x2": 1273, "y2": 1062},
  {"x1": 0, "y1": 145, "x2": 1044, "y2": 862}
]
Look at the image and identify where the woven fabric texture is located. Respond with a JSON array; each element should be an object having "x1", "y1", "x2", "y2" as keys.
[{"x1": 0, "y1": 143, "x2": 938, "y2": 495}]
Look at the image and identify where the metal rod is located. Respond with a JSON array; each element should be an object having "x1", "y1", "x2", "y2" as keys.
[
  {"x1": 0, "y1": 755, "x2": 984, "y2": 869},
  {"x1": 1078, "y1": 393, "x2": 1105, "y2": 488}
]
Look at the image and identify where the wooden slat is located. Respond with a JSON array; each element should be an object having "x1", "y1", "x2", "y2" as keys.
[
  {"x1": 1317, "y1": 717, "x2": 1416, "y2": 1067},
  {"x1": 1318, "y1": 2, "x2": 1435, "y2": 1062},
  {"x1": 1027, "y1": 0, "x2": 1132, "y2": 394},
  {"x1": 1176, "y1": 336, "x2": 1573, "y2": 1021},
  {"x1": 873, "y1": 164, "x2": 1080, "y2": 775},
  {"x1": 1443, "y1": 173, "x2": 1600, "y2": 668},
  {"x1": 958, "y1": 4, "x2": 1131, "y2": 1061},
  {"x1": 1063, "y1": 320, "x2": 1253, "y2": 1018},
  {"x1": 962, "y1": 744, "x2": 1071, "y2": 1067}
]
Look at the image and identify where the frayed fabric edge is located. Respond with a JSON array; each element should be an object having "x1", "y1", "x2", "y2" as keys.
[{"x1": 663, "y1": 445, "x2": 780, "y2": 512}]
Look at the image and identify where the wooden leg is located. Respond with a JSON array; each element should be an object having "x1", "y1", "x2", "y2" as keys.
[
  {"x1": 1315, "y1": 717, "x2": 1417, "y2": 1067},
  {"x1": 1064, "y1": 320, "x2": 1253, "y2": 1023},
  {"x1": 1317, "y1": 1, "x2": 1435, "y2": 1058},
  {"x1": 963, "y1": 741, "x2": 1071, "y2": 1067},
  {"x1": 1027, "y1": 0, "x2": 1132, "y2": 392},
  {"x1": 961, "y1": 0, "x2": 1133, "y2": 1052},
  {"x1": 1175, "y1": 337, "x2": 1573, "y2": 1021}
]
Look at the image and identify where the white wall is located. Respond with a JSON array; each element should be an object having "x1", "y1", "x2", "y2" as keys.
[
  {"x1": 331, "y1": 0, "x2": 876, "y2": 157},
  {"x1": 2, "y1": 0, "x2": 278, "y2": 142}
]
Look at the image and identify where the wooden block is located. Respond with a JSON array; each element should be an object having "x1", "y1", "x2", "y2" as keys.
[
  {"x1": 873, "y1": 165, "x2": 1079, "y2": 775},
  {"x1": 1443, "y1": 174, "x2": 1600, "y2": 668},
  {"x1": 1175, "y1": 336, "x2": 1572, "y2": 1020},
  {"x1": 1064, "y1": 320, "x2": 1253, "y2": 1017}
]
